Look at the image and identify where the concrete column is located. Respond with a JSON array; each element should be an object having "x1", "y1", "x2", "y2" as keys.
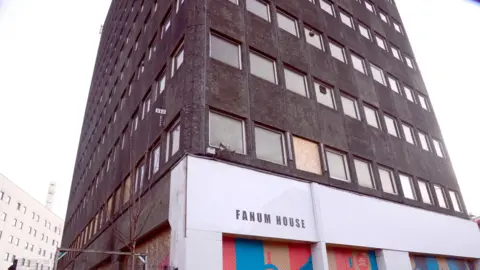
[
  {"x1": 375, "y1": 249, "x2": 411, "y2": 270},
  {"x1": 185, "y1": 229, "x2": 223, "y2": 270},
  {"x1": 311, "y1": 242, "x2": 329, "y2": 270}
]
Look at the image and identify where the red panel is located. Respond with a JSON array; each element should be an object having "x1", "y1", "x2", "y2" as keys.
[
  {"x1": 223, "y1": 237, "x2": 236, "y2": 270},
  {"x1": 288, "y1": 243, "x2": 311, "y2": 270}
]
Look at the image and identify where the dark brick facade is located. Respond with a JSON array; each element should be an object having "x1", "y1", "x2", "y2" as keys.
[{"x1": 61, "y1": 0, "x2": 467, "y2": 268}]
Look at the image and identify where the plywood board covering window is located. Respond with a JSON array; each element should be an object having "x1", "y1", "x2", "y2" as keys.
[{"x1": 293, "y1": 136, "x2": 322, "y2": 174}]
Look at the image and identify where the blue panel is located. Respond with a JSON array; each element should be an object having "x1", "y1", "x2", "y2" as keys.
[
  {"x1": 235, "y1": 238, "x2": 265, "y2": 270},
  {"x1": 426, "y1": 257, "x2": 440, "y2": 270},
  {"x1": 368, "y1": 251, "x2": 379, "y2": 270}
]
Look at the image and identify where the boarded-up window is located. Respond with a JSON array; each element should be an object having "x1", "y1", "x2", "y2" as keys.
[
  {"x1": 292, "y1": 136, "x2": 322, "y2": 174},
  {"x1": 124, "y1": 175, "x2": 131, "y2": 204}
]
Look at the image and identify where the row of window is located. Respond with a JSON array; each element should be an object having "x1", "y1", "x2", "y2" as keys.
[
  {"x1": 0, "y1": 212, "x2": 60, "y2": 238},
  {"x1": 3, "y1": 253, "x2": 50, "y2": 269},
  {"x1": 210, "y1": 30, "x2": 431, "y2": 115},
  {"x1": 352, "y1": 0, "x2": 405, "y2": 36},
  {"x1": 240, "y1": 0, "x2": 414, "y2": 71},
  {"x1": 207, "y1": 110, "x2": 462, "y2": 212}
]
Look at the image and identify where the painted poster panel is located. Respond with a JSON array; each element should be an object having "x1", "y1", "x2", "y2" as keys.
[
  {"x1": 222, "y1": 237, "x2": 312, "y2": 270},
  {"x1": 327, "y1": 247, "x2": 379, "y2": 270},
  {"x1": 410, "y1": 255, "x2": 476, "y2": 270}
]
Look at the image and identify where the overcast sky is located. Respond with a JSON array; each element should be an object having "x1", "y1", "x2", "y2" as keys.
[{"x1": 0, "y1": 0, "x2": 478, "y2": 219}]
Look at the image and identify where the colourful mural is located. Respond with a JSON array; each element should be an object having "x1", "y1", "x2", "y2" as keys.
[
  {"x1": 222, "y1": 237, "x2": 312, "y2": 270},
  {"x1": 327, "y1": 247, "x2": 379, "y2": 270},
  {"x1": 410, "y1": 255, "x2": 476, "y2": 270}
]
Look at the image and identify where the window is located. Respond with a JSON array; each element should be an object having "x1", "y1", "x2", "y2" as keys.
[
  {"x1": 292, "y1": 136, "x2": 322, "y2": 174},
  {"x1": 387, "y1": 75, "x2": 400, "y2": 94},
  {"x1": 329, "y1": 41, "x2": 346, "y2": 63},
  {"x1": 255, "y1": 126, "x2": 285, "y2": 165},
  {"x1": 418, "y1": 131, "x2": 431, "y2": 151},
  {"x1": 403, "y1": 86, "x2": 415, "y2": 103},
  {"x1": 341, "y1": 94, "x2": 360, "y2": 120},
  {"x1": 15, "y1": 237, "x2": 19, "y2": 246},
  {"x1": 6, "y1": 196, "x2": 10, "y2": 204},
  {"x1": 155, "y1": 71, "x2": 166, "y2": 98},
  {"x1": 320, "y1": 0, "x2": 335, "y2": 16},
  {"x1": 364, "y1": 1, "x2": 375, "y2": 13},
  {"x1": 141, "y1": 93, "x2": 151, "y2": 120},
  {"x1": 370, "y1": 63, "x2": 386, "y2": 85},
  {"x1": 418, "y1": 94, "x2": 430, "y2": 111},
  {"x1": 17, "y1": 202, "x2": 21, "y2": 210},
  {"x1": 152, "y1": 144, "x2": 161, "y2": 174},
  {"x1": 354, "y1": 158, "x2": 375, "y2": 189},
  {"x1": 171, "y1": 42, "x2": 184, "y2": 76},
  {"x1": 350, "y1": 52, "x2": 366, "y2": 74},
  {"x1": 249, "y1": 51, "x2": 277, "y2": 83},
  {"x1": 432, "y1": 139, "x2": 445, "y2": 158},
  {"x1": 8, "y1": 235, "x2": 13, "y2": 243},
  {"x1": 210, "y1": 33, "x2": 241, "y2": 68},
  {"x1": 393, "y1": 21, "x2": 403, "y2": 34},
  {"x1": 314, "y1": 82, "x2": 335, "y2": 109},
  {"x1": 277, "y1": 11, "x2": 298, "y2": 36},
  {"x1": 326, "y1": 149, "x2": 350, "y2": 182},
  {"x1": 449, "y1": 190, "x2": 462, "y2": 212},
  {"x1": 405, "y1": 55, "x2": 415, "y2": 69},
  {"x1": 246, "y1": 0, "x2": 270, "y2": 21},
  {"x1": 229, "y1": 0, "x2": 239, "y2": 4},
  {"x1": 209, "y1": 111, "x2": 245, "y2": 154},
  {"x1": 167, "y1": 121, "x2": 181, "y2": 158},
  {"x1": 402, "y1": 123, "x2": 416, "y2": 145},
  {"x1": 434, "y1": 185, "x2": 448, "y2": 208},
  {"x1": 374, "y1": 34, "x2": 387, "y2": 51},
  {"x1": 378, "y1": 166, "x2": 396, "y2": 194},
  {"x1": 0, "y1": 191, "x2": 3, "y2": 200},
  {"x1": 304, "y1": 26, "x2": 323, "y2": 50},
  {"x1": 418, "y1": 180, "x2": 433, "y2": 204},
  {"x1": 364, "y1": 105, "x2": 381, "y2": 129},
  {"x1": 339, "y1": 10, "x2": 354, "y2": 28},
  {"x1": 400, "y1": 173, "x2": 416, "y2": 200},
  {"x1": 284, "y1": 67, "x2": 308, "y2": 96},
  {"x1": 384, "y1": 114, "x2": 399, "y2": 137},
  {"x1": 135, "y1": 161, "x2": 146, "y2": 192},
  {"x1": 391, "y1": 45, "x2": 402, "y2": 61},
  {"x1": 12, "y1": 218, "x2": 17, "y2": 226},
  {"x1": 175, "y1": 0, "x2": 185, "y2": 12},
  {"x1": 25, "y1": 242, "x2": 29, "y2": 249},
  {"x1": 379, "y1": 11, "x2": 389, "y2": 24},
  {"x1": 358, "y1": 23, "x2": 371, "y2": 40},
  {"x1": 4, "y1": 252, "x2": 9, "y2": 261},
  {"x1": 19, "y1": 221, "x2": 23, "y2": 229},
  {"x1": 160, "y1": 12, "x2": 171, "y2": 38},
  {"x1": 1, "y1": 212, "x2": 6, "y2": 221}
]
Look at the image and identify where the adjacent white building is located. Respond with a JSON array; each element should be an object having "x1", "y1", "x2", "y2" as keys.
[{"x1": 0, "y1": 173, "x2": 63, "y2": 270}]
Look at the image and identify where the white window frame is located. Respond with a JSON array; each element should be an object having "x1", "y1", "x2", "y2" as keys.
[
  {"x1": 370, "y1": 63, "x2": 386, "y2": 85},
  {"x1": 284, "y1": 66, "x2": 308, "y2": 97},
  {"x1": 341, "y1": 94, "x2": 360, "y2": 120},
  {"x1": 254, "y1": 126, "x2": 286, "y2": 165},
  {"x1": 304, "y1": 26, "x2": 324, "y2": 50},
  {"x1": 418, "y1": 131, "x2": 431, "y2": 151},
  {"x1": 393, "y1": 21, "x2": 403, "y2": 34},
  {"x1": 339, "y1": 10, "x2": 355, "y2": 29},
  {"x1": 171, "y1": 42, "x2": 185, "y2": 76},
  {"x1": 434, "y1": 185, "x2": 449, "y2": 209},
  {"x1": 358, "y1": 23, "x2": 371, "y2": 40},
  {"x1": 364, "y1": 105, "x2": 381, "y2": 129},
  {"x1": 320, "y1": 0, "x2": 335, "y2": 16},
  {"x1": 379, "y1": 11, "x2": 389, "y2": 24},
  {"x1": 277, "y1": 11, "x2": 299, "y2": 37},
  {"x1": 391, "y1": 45, "x2": 402, "y2": 61},
  {"x1": 418, "y1": 180, "x2": 433, "y2": 205},
  {"x1": 314, "y1": 81, "x2": 336, "y2": 109},
  {"x1": 325, "y1": 148, "x2": 351, "y2": 182},
  {"x1": 402, "y1": 123, "x2": 416, "y2": 145},
  {"x1": 246, "y1": 0, "x2": 271, "y2": 21},
  {"x1": 384, "y1": 114, "x2": 399, "y2": 137},
  {"x1": 378, "y1": 166, "x2": 397, "y2": 194},
  {"x1": 364, "y1": 1, "x2": 375, "y2": 13},
  {"x1": 208, "y1": 111, "x2": 246, "y2": 154},
  {"x1": 350, "y1": 52, "x2": 367, "y2": 74},
  {"x1": 354, "y1": 158, "x2": 375, "y2": 189},
  {"x1": 329, "y1": 40, "x2": 347, "y2": 63},
  {"x1": 432, "y1": 138, "x2": 445, "y2": 158},
  {"x1": 403, "y1": 85, "x2": 416, "y2": 103},
  {"x1": 405, "y1": 55, "x2": 416, "y2": 69},
  {"x1": 449, "y1": 190, "x2": 462, "y2": 212},
  {"x1": 209, "y1": 33, "x2": 242, "y2": 69},
  {"x1": 400, "y1": 173, "x2": 416, "y2": 200},
  {"x1": 375, "y1": 34, "x2": 388, "y2": 51},
  {"x1": 249, "y1": 50, "x2": 277, "y2": 84},
  {"x1": 418, "y1": 94, "x2": 430, "y2": 111},
  {"x1": 387, "y1": 75, "x2": 401, "y2": 94}
]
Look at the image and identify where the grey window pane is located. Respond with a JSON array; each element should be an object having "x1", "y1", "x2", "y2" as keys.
[
  {"x1": 329, "y1": 42, "x2": 345, "y2": 62},
  {"x1": 418, "y1": 181, "x2": 432, "y2": 204},
  {"x1": 284, "y1": 68, "x2": 307, "y2": 96},
  {"x1": 434, "y1": 185, "x2": 448, "y2": 208},
  {"x1": 209, "y1": 112, "x2": 245, "y2": 154},
  {"x1": 315, "y1": 83, "x2": 335, "y2": 109},
  {"x1": 402, "y1": 124, "x2": 415, "y2": 145},
  {"x1": 354, "y1": 159, "x2": 374, "y2": 189},
  {"x1": 364, "y1": 106, "x2": 380, "y2": 129},
  {"x1": 400, "y1": 174, "x2": 416, "y2": 200},
  {"x1": 379, "y1": 167, "x2": 396, "y2": 194},
  {"x1": 384, "y1": 115, "x2": 398, "y2": 137},
  {"x1": 210, "y1": 35, "x2": 240, "y2": 68},
  {"x1": 341, "y1": 96, "x2": 359, "y2": 119},
  {"x1": 326, "y1": 150, "x2": 350, "y2": 181},
  {"x1": 277, "y1": 12, "x2": 297, "y2": 36},
  {"x1": 255, "y1": 127, "x2": 285, "y2": 164},
  {"x1": 246, "y1": 0, "x2": 270, "y2": 21},
  {"x1": 249, "y1": 52, "x2": 276, "y2": 83}
]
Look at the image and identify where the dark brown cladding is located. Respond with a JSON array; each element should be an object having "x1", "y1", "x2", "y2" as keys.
[{"x1": 61, "y1": 0, "x2": 467, "y2": 267}]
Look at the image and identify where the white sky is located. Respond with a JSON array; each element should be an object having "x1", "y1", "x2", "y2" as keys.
[{"x1": 0, "y1": 0, "x2": 478, "y2": 219}]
